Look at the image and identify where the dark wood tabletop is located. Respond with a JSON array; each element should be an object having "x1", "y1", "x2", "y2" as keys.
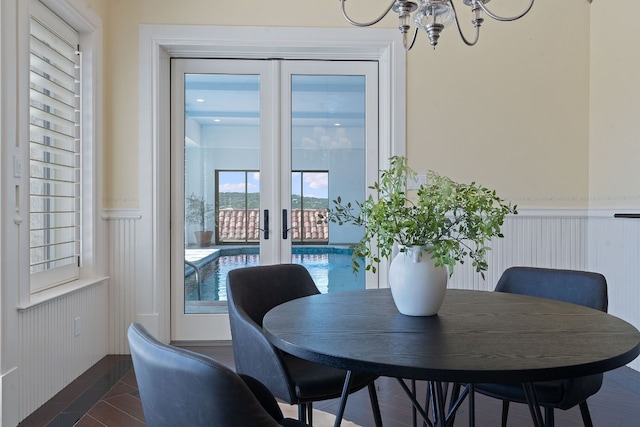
[{"x1": 263, "y1": 289, "x2": 640, "y2": 384}]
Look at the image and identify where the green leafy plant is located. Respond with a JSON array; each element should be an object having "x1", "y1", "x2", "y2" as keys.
[
  {"x1": 185, "y1": 193, "x2": 215, "y2": 232},
  {"x1": 319, "y1": 156, "x2": 517, "y2": 277}
]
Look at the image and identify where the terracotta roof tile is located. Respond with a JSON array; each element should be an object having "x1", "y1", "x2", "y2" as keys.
[{"x1": 217, "y1": 209, "x2": 328, "y2": 242}]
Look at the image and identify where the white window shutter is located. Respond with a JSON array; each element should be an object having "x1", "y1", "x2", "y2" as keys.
[{"x1": 29, "y1": 1, "x2": 81, "y2": 291}]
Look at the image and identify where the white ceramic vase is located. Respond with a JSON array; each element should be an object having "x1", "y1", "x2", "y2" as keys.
[{"x1": 388, "y1": 246, "x2": 448, "y2": 316}]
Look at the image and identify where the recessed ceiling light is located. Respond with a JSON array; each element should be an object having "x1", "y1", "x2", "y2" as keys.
[
  {"x1": 213, "y1": 119, "x2": 221, "y2": 122},
  {"x1": 196, "y1": 98, "x2": 205, "y2": 103},
  {"x1": 334, "y1": 123, "x2": 341, "y2": 126}
]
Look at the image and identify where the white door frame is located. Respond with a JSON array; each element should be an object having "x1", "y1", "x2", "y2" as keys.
[{"x1": 138, "y1": 24, "x2": 406, "y2": 342}]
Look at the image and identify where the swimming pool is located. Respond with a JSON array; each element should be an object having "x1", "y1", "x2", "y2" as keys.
[{"x1": 185, "y1": 246, "x2": 364, "y2": 302}]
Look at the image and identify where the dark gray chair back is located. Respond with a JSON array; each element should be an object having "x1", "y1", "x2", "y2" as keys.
[
  {"x1": 495, "y1": 266, "x2": 608, "y2": 312},
  {"x1": 127, "y1": 322, "x2": 308, "y2": 427},
  {"x1": 226, "y1": 264, "x2": 321, "y2": 401},
  {"x1": 226, "y1": 264, "x2": 381, "y2": 425},
  {"x1": 475, "y1": 266, "x2": 609, "y2": 427},
  {"x1": 228, "y1": 263, "x2": 320, "y2": 327}
]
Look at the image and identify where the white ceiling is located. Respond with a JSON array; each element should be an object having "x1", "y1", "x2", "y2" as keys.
[{"x1": 185, "y1": 73, "x2": 366, "y2": 128}]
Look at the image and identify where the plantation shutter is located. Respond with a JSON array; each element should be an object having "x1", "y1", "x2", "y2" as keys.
[{"x1": 29, "y1": 1, "x2": 81, "y2": 290}]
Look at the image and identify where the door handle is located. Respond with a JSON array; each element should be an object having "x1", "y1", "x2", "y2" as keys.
[
  {"x1": 262, "y1": 209, "x2": 269, "y2": 239},
  {"x1": 282, "y1": 209, "x2": 295, "y2": 239},
  {"x1": 283, "y1": 209, "x2": 288, "y2": 239}
]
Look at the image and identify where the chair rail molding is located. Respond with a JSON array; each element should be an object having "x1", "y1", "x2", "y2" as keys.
[{"x1": 102, "y1": 208, "x2": 142, "y2": 220}]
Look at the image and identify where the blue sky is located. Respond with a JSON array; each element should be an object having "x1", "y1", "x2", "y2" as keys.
[{"x1": 218, "y1": 171, "x2": 328, "y2": 198}]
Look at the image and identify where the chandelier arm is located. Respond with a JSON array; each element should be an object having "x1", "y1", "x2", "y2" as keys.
[
  {"x1": 450, "y1": 1, "x2": 480, "y2": 46},
  {"x1": 340, "y1": 0, "x2": 398, "y2": 27},
  {"x1": 403, "y1": 27, "x2": 420, "y2": 50},
  {"x1": 476, "y1": 0, "x2": 535, "y2": 22}
]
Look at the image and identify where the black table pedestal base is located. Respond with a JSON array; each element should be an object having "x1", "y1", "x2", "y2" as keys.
[
  {"x1": 333, "y1": 371, "x2": 383, "y2": 427},
  {"x1": 395, "y1": 380, "x2": 471, "y2": 427}
]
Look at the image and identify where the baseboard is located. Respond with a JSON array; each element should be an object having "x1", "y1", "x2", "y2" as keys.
[{"x1": 1, "y1": 366, "x2": 20, "y2": 427}]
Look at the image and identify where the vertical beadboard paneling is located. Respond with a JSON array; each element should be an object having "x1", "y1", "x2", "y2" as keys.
[
  {"x1": 16, "y1": 208, "x2": 140, "y2": 421},
  {"x1": 589, "y1": 216, "x2": 640, "y2": 371},
  {"x1": 105, "y1": 213, "x2": 140, "y2": 354},
  {"x1": 448, "y1": 211, "x2": 640, "y2": 371},
  {"x1": 18, "y1": 282, "x2": 108, "y2": 421},
  {"x1": 448, "y1": 214, "x2": 588, "y2": 291},
  {"x1": 101, "y1": 212, "x2": 590, "y2": 350}
]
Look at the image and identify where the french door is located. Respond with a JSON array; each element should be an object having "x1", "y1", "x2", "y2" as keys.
[{"x1": 171, "y1": 58, "x2": 379, "y2": 340}]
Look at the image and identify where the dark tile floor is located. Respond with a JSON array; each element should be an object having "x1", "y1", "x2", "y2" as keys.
[
  {"x1": 18, "y1": 356, "x2": 134, "y2": 427},
  {"x1": 18, "y1": 345, "x2": 234, "y2": 427},
  {"x1": 17, "y1": 345, "x2": 640, "y2": 427}
]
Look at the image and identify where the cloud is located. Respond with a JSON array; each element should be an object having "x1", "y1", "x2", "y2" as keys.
[
  {"x1": 219, "y1": 173, "x2": 260, "y2": 193},
  {"x1": 219, "y1": 183, "x2": 249, "y2": 192},
  {"x1": 304, "y1": 173, "x2": 328, "y2": 189}
]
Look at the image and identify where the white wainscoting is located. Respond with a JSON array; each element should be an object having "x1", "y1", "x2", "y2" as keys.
[
  {"x1": 449, "y1": 210, "x2": 589, "y2": 291},
  {"x1": 104, "y1": 210, "x2": 142, "y2": 354},
  {"x1": 18, "y1": 282, "x2": 108, "y2": 421},
  {"x1": 13, "y1": 210, "x2": 638, "y2": 425},
  {"x1": 588, "y1": 213, "x2": 640, "y2": 371},
  {"x1": 103, "y1": 209, "x2": 640, "y2": 371},
  {"x1": 449, "y1": 209, "x2": 639, "y2": 371}
]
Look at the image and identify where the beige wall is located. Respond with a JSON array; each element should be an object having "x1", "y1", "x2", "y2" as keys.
[
  {"x1": 405, "y1": 0, "x2": 590, "y2": 206},
  {"x1": 590, "y1": 0, "x2": 640, "y2": 209},
  {"x1": 103, "y1": 0, "x2": 592, "y2": 209},
  {"x1": 82, "y1": 0, "x2": 105, "y2": 16}
]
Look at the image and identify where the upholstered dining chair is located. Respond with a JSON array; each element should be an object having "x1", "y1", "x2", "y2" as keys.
[
  {"x1": 227, "y1": 263, "x2": 382, "y2": 425},
  {"x1": 127, "y1": 322, "x2": 311, "y2": 427},
  {"x1": 473, "y1": 266, "x2": 608, "y2": 427}
]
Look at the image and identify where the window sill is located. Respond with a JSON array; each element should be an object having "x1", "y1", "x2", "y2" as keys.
[{"x1": 18, "y1": 276, "x2": 109, "y2": 311}]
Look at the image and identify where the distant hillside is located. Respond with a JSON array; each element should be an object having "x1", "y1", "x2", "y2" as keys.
[{"x1": 218, "y1": 192, "x2": 328, "y2": 210}]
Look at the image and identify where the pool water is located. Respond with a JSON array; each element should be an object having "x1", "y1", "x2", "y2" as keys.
[{"x1": 185, "y1": 247, "x2": 364, "y2": 302}]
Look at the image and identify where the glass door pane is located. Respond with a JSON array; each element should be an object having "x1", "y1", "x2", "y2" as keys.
[
  {"x1": 283, "y1": 62, "x2": 379, "y2": 293},
  {"x1": 183, "y1": 74, "x2": 261, "y2": 313},
  {"x1": 172, "y1": 59, "x2": 273, "y2": 341}
]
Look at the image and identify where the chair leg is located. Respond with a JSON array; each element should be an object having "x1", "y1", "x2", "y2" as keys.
[
  {"x1": 467, "y1": 384, "x2": 475, "y2": 427},
  {"x1": 544, "y1": 407, "x2": 554, "y2": 427},
  {"x1": 579, "y1": 401, "x2": 594, "y2": 427},
  {"x1": 501, "y1": 400, "x2": 509, "y2": 427},
  {"x1": 298, "y1": 402, "x2": 313, "y2": 424},
  {"x1": 368, "y1": 382, "x2": 383, "y2": 427}
]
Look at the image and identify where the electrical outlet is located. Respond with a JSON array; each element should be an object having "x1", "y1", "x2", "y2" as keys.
[{"x1": 74, "y1": 316, "x2": 81, "y2": 337}]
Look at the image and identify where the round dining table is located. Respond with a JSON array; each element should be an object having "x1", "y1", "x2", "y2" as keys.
[{"x1": 263, "y1": 288, "x2": 640, "y2": 427}]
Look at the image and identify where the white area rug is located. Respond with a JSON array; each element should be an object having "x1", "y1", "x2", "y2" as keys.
[{"x1": 278, "y1": 403, "x2": 361, "y2": 427}]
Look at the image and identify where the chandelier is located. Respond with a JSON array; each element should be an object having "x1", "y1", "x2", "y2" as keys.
[{"x1": 340, "y1": 0, "x2": 535, "y2": 49}]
